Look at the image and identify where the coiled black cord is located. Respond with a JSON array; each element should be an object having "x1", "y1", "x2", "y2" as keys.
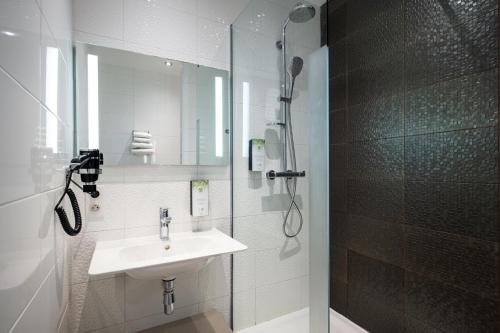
[{"x1": 55, "y1": 170, "x2": 82, "y2": 236}]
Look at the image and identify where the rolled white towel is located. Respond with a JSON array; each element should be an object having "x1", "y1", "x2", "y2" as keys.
[
  {"x1": 130, "y1": 142, "x2": 154, "y2": 149},
  {"x1": 133, "y1": 131, "x2": 152, "y2": 139},
  {"x1": 130, "y1": 148, "x2": 155, "y2": 155},
  {"x1": 133, "y1": 137, "x2": 151, "y2": 143}
]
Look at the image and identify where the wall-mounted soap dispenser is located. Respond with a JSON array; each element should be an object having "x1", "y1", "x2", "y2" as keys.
[
  {"x1": 191, "y1": 180, "x2": 209, "y2": 217},
  {"x1": 249, "y1": 139, "x2": 265, "y2": 172}
]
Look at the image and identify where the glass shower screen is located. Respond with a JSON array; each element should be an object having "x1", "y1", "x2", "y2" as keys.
[{"x1": 230, "y1": 1, "x2": 329, "y2": 332}]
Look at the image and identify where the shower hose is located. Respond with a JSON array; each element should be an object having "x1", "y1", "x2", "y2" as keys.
[{"x1": 283, "y1": 81, "x2": 304, "y2": 238}]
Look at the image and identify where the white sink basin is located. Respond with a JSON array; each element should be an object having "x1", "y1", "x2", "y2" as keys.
[{"x1": 88, "y1": 229, "x2": 247, "y2": 280}]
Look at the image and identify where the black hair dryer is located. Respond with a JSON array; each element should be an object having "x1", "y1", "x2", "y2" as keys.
[
  {"x1": 71, "y1": 149, "x2": 103, "y2": 198},
  {"x1": 55, "y1": 149, "x2": 103, "y2": 236}
]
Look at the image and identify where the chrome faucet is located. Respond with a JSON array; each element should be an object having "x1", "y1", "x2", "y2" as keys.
[{"x1": 159, "y1": 208, "x2": 171, "y2": 241}]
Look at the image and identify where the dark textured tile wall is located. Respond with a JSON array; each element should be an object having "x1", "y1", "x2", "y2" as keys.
[{"x1": 322, "y1": 0, "x2": 499, "y2": 332}]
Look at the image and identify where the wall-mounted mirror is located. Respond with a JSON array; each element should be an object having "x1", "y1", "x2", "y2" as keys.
[{"x1": 74, "y1": 43, "x2": 230, "y2": 166}]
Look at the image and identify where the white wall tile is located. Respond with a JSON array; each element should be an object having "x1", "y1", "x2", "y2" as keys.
[
  {"x1": 69, "y1": 277, "x2": 125, "y2": 333},
  {"x1": 197, "y1": 18, "x2": 229, "y2": 68},
  {"x1": 88, "y1": 324, "x2": 125, "y2": 333},
  {"x1": 73, "y1": 30, "x2": 125, "y2": 51},
  {"x1": 233, "y1": 250, "x2": 256, "y2": 293},
  {"x1": 123, "y1": 0, "x2": 197, "y2": 56},
  {"x1": 233, "y1": 289, "x2": 256, "y2": 331},
  {"x1": 39, "y1": 0, "x2": 73, "y2": 61},
  {"x1": 255, "y1": 247, "x2": 308, "y2": 287},
  {"x1": 10, "y1": 268, "x2": 66, "y2": 333},
  {"x1": 255, "y1": 276, "x2": 307, "y2": 324},
  {"x1": 123, "y1": 182, "x2": 191, "y2": 228},
  {"x1": 164, "y1": 0, "x2": 197, "y2": 14},
  {"x1": 205, "y1": 180, "x2": 230, "y2": 219},
  {"x1": 198, "y1": 295, "x2": 231, "y2": 325},
  {"x1": 0, "y1": 69, "x2": 41, "y2": 204},
  {"x1": 40, "y1": 190, "x2": 57, "y2": 271},
  {"x1": 125, "y1": 271, "x2": 199, "y2": 321},
  {"x1": 0, "y1": 195, "x2": 43, "y2": 332},
  {"x1": 124, "y1": 304, "x2": 199, "y2": 333},
  {"x1": 86, "y1": 184, "x2": 127, "y2": 232},
  {"x1": 197, "y1": 0, "x2": 250, "y2": 25},
  {"x1": 73, "y1": 0, "x2": 241, "y2": 70},
  {"x1": 73, "y1": 0, "x2": 123, "y2": 39},
  {"x1": 0, "y1": 0, "x2": 73, "y2": 332},
  {"x1": 57, "y1": 304, "x2": 70, "y2": 333},
  {"x1": 0, "y1": 0, "x2": 41, "y2": 98},
  {"x1": 198, "y1": 254, "x2": 231, "y2": 301}
]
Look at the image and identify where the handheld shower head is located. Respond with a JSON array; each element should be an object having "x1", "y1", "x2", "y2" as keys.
[
  {"x1": 289, "y1": 2, "x2": 316, "y2": 23},
  {"x1": 289, "y1": 56, "x2": 304, "y2": 79}
]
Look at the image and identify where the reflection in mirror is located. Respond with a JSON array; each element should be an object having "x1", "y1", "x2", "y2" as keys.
[{"x1": 74, "y1": 43, "x2": 230, "y2": 166}]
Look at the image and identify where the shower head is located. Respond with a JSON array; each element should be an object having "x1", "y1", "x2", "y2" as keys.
[
  {"x1": 288, "y1": 2, "x2": 316, "y2": 23},
  {"x1": 289, "y1": 56, "x2": 304, "y2": 79}
]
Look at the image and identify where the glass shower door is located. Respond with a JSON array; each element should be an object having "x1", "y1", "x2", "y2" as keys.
[
  {"x1": 308, "y1": 46, "x2": 330, "y2": 333},
  {"x1": 230, "y1": 1, "x2": 329, "y2": 332}
]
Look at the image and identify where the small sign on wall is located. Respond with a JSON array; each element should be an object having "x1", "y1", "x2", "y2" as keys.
[
  {"x1": 249, "y1": 139, "x2": 265, "y2": 172},
  {"x1": 191, "y1": 179, "x2": 209, "y2": 217}
]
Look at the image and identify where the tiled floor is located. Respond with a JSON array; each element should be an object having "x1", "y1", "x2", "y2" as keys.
[{"x1": 237, "y1": 308, "x2": 367, "y2": 333}]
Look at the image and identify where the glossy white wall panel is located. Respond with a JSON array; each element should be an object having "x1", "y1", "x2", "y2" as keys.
[
  {"x1": 197, "y1": 18, "x2": 230, "y2": 68},
  {"x1": 198, "y1": 295, "x2": 231, "y2": 323},
  {"x1": 69, "y1": 277, "x2": 126, "y2": 333},
  {"x1": 255, "y1": 276, "x2": 308, "y2": 324},
  {"x1": 73, "y1": 0, "x2": 123, "y2": 39},
  {"x1": 124, "y1": 304, "x2": 198, "y2": 333},
  {"x1": 10, "y1": 268, "x2": 66, "y2": 333},
  {"x1": 124, "y1": 0, "x2": 197, "y2": 56},
  {"x1": 0, "y1": 195, "x2": 42, "y2": 332},
  {"x1": 0, "y1": 0, "x2": 41, "y2": 98},
  {"x1": 74, "y1": 0, "x2": 252, "y2": 70},
  {"x1": 0, "y1": 70, "x2": 41, "y2": 204},
  {"x1": 198, "y1": 254, "x2": 231, "y2": 301},
  {"x1": 255, "y1": 246, "x2": 309, "y2": 287},
  {"x1": 40, "y1": 0, "x2": 73, "y2": 63},
  {"x1": 123, "y1": 182, "x2": 190, "y2": 228},
  {"x1": 124, "y1": 272, "x2": 199, "y2": 321},
  {"x1": 197, "y1": 0, "x2": 250, "y2": 24},
  {"x1": 0, "y1": 0, "x2": 73, "y2": 332},
  {"x1": 233, "y1": 289, "x2": 256, "y2": 331}
]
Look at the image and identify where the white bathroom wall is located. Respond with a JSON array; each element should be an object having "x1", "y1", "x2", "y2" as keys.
[
  {"x1": 231, "y1": 0, "x2": 320, "y2": 330},
  {"x1": 65, "y1": 170, "x2": 233, "y2": 332},
  {"x1": 66, "y1": 1, "x2": 243, "y2": 331},
  {"x1": 72, "y1": 0, "x2": 252, "y2": 70},
  {"x1": 0, "y1": 0, "x2": 74, "y2": 332}
]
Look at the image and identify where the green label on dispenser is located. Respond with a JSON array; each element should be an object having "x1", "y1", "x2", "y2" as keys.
[
  {"x1": 191, "y1": 179, "x2": 209, "y2": 217},
  {"x1": 249, "y1": 139, "x2": 265, "y2": 172}
]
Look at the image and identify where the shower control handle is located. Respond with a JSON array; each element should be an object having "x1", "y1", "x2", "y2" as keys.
[{"x1": 267, "y1": 170, "x2": 306, "y2": 180}]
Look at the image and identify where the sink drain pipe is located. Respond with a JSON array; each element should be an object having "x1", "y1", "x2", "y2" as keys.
[{"x1": 162, "y1": 277, "x2": 176, "y2": 315}]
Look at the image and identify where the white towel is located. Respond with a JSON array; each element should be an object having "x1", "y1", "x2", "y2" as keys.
[
  {"x1": 133, "y1": 131, "x2": 152, "y2": 139},
  {"x1": 130, "y1": 142, "x2": 154, "y2": 149},
  {"x1": 130, "y1": 148, "x2": 155, "y2": 155},
  {"x1": 133, "y1": 137, "x2": 151, "y2": 143}
]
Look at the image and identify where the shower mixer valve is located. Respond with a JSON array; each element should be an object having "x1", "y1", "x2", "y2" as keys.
[{"x1": 267, "y1": 170, "x2": 306, "y2": 180}]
